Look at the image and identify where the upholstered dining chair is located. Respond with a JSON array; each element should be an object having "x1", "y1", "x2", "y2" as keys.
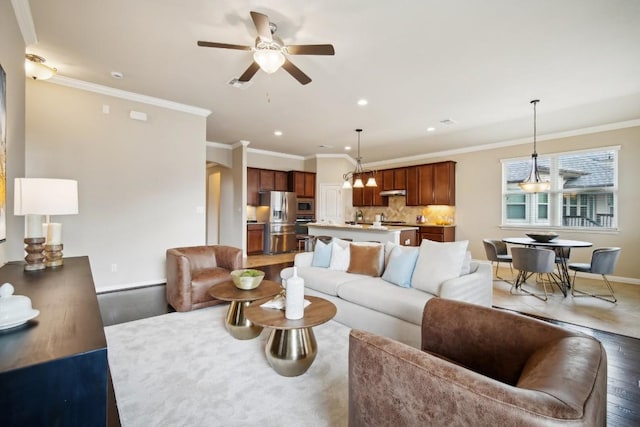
[
  {"x1": 482, "y1": 239, "x2": 513, "y2": 281},
  {"x1": 511, "y1": 247, "x2": 559, "y2": 301},
  {"x1": 569, "y1": 247, "x2": 621, "y2": 303}
]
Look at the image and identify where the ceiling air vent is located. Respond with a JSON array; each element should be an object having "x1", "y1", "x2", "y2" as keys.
[{"x1": 439, "y1": 118, "x2": 457, "y2": 125}]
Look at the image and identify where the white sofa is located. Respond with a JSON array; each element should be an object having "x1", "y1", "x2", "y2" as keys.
[{"x1": 283, "y1": 239, "x2": 493, "y2": 348}]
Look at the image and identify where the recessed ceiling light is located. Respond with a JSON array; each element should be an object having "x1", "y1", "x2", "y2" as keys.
[
  {"x1": 345, "y1": 146, "x2": 352, "y2": 151},
  {"x1": 357, "y1": 99, "x2": 368, "y2": 106},
  {"x1": 427, "y1": 127, "x2": 436, "y2": 132},
  {"x1": 274, "y1": 130, "x2": 283, "y2": 136},
  {"x1": 110, "y1": 71, "x2": 124, "y2": 79}
]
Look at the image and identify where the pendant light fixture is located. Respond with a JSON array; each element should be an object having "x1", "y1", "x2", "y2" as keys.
[
  {"x1": 519, "y1": 99, "x2": 550, "y2": 193},
  {"x1": 342, "y1": 129, "x2": 377, "y2": 189}
]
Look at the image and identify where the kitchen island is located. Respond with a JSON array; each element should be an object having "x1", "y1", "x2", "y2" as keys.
[{"x1": 307, "y1": 223, "x2": 418, "y2": 246}]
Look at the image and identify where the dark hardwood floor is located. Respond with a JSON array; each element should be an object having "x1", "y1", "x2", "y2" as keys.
[{"x1": 97, "y1": 261, "x2": 639, "y2": 426}]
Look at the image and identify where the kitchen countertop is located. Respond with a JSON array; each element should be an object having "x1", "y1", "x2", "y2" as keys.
[{"x1": 308, "y1": 223, "x2": 418, "y2": 231}]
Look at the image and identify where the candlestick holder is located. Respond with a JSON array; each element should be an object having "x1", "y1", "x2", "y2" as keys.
[
  {"x1": 24, "y1": 237, "x2": 46, "y2": 271},
  {"x1": 45, "y1": 244, "x2": 64, "y2": 268}
]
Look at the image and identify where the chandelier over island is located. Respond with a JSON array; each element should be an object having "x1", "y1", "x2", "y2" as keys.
[{"x1": 342, "y1": 129, "x2": 377, "y2": 189}]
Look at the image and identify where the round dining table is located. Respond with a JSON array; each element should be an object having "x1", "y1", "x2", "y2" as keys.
[{"x1": 502, "y1": 237, "x2": 592, "y2": 296}]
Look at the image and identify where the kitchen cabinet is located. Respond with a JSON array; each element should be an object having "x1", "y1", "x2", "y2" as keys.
[
  {"x1": 406, "y1": 161, "x2": 456, "y2": 206},
  {"x1": 289, "y1": 171, "x2": 316, "y2": 198},
  {"x1": 274, "y1": 170, "x2": 289, "y2": 191},
  {"x1": 418, "y1": 225, "x2": 455, "y2": 243},
  {"x1": 382, "y1": 168, "x2": 406, "y2": 191},
  {"x1": 352, "y1": 172, "x2": 388, "y2": 207},
  {"x1": 399, "y1": 229, "x2": 418, "y2": 246},
  {"x1": 247, "y1": 223, "x2": 265, "y2": 255},
  {"x1": 247, "y1": 167, "x2": 260, "y2": 206},
  {"x1": 259, "y1": 169, "x2": 275, "y2": 191},
  {"x1": 247, "y1": 168, "x2": 291, "y2": 205}
]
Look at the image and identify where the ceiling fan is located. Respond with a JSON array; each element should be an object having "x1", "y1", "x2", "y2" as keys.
[{"x1": 197, "y1": 11, "x2": 335, "y2": 85}]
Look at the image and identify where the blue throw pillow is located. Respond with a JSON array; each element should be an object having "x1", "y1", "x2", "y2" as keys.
[
  {"x1": 381, "y1": 246, "x2": 419, "y2": 288},
  {"x1": 311, "y1": 239, "x2": 332, "y2": 268}
]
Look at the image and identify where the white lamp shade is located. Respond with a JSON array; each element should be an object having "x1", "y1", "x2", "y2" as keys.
[
  {"x1": 353, "y1": 178, "x2": 365, "y2": 188},
  {"x1": 14, "y1": 178, "x2": 79, "y2": 215},
  {"x1": 253, "y1": 49, "x2": 285, "y2": 74},
  {"x1": 365, "y1": 177, "x2": 378, "y2": 187}
]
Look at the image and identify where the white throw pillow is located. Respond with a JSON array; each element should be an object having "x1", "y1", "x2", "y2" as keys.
[
  {"x1": 384, "y1": 242, "x2": 398, "y2": 268},
  {"x1": 411, "y1": 239, "x2": 469, "y2": 295},
  {"x1": 329, "y1": 241, "x2": 350, "y2": 271}
]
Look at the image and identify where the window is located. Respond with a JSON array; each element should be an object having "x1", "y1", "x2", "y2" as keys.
[{"x1": 502, "y1": 147, "x2": 618, "y2": 229}]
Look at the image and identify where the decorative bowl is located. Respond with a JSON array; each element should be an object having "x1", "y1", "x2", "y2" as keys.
[
  {"x1": 230, "y1": 269, "x2": 265, "y2": 290},
  {"x1": 526, "y1": 232, "x2": 559, "y2": 243}
]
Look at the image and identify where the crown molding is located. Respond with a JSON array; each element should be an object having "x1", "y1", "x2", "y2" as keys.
[
  {"x1": 247, "y1": 147, "x2": 305, "y2": 160},
  {"x1": 47, "y1": 75, "x2": 212, "y2": 117},
  {"x1": 206, "y1": 141, "x2": 231, "y2": 149},
  {"x1": 11, "y1": 0, "x2": 37, "y2": 45},
  {"x1": 368, "y1": 119, "x2": 640, "y2": 168}
]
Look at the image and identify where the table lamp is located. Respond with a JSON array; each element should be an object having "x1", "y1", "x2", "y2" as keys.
[{"x1": 14, "y1": 178, "x2": 79, "y2": 269}]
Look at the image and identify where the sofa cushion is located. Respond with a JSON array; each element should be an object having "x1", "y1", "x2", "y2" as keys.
[
  {"x1": 348, "y1": 243, "x2": 384, "y2": 277},
  {"x1": 297, "y1": 266, "x2": 369, "y2": 296},
  {"x1": 381, "y1": 245, "x2": 419, "y2": 287},
  {"x1": 311, "y1": 239, "x2": 332, "y2": 267},
  {"x1": 411, "y1": 239, "x2": 469, "y2": 295},
  {"x1": 329, "y1": 241, "x2": 350, "y2": 271},
  {"x1": 337, "y1": 278, "x2": 434, "y2": 325}
]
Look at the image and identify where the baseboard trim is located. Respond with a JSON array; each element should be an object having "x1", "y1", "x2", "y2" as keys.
[{"x1": 97, "y1": 280, "x2": 165, "y2": 295}]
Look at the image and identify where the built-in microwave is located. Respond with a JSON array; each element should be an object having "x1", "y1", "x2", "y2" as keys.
[{"x1": 297, "y1": 198, "x2": 315, "y2": 216}]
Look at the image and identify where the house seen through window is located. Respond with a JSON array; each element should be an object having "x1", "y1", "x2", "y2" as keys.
[{"x1": 502, "y1": 147, "x2": 618, "y2": 229}]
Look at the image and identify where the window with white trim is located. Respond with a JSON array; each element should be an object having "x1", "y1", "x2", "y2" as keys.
[{"x1": 502, "y1": 147, "x2": 618, "y2": 229}]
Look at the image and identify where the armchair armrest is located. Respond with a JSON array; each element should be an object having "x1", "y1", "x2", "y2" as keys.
[
  {"x1": 211, "y1": 245, "x2": 243, "y2": 271},
  {"x1": 294, "y1": 251, "x2": 314, "y2": 267}
]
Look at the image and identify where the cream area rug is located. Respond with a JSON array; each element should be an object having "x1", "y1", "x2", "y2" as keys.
[{"x1": 105, "y1": 305, "x2": 350, "y2": 427}]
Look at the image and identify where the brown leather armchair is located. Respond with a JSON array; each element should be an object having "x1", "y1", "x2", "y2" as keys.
[
  {"x1": 166, "y1": 245, "x2": 243, "y2": 312},
  {"x1": 349, "y1": 298, "x2": 607, "y2": 426}
]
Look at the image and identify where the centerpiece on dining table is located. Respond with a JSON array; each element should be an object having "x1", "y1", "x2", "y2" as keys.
[{"x1": 525, "y1": 231, "x2": 559, "y2": 243}]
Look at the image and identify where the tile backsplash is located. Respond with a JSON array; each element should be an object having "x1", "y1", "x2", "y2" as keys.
[{"x1": 346, "y1": 197, "x2": 455, "y2": 225}]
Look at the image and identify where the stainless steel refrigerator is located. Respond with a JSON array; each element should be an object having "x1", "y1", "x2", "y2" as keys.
[{"x1": 258, "y1": 191, "x2": 297, "y2": 254}]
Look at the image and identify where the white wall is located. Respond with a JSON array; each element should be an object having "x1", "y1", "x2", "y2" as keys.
[
  {"x1": 0, "y1": 2, "x2": 27, "y2": 266},
  {"x1": 25, "y1": 81, "x2": 208, "y2": 291}
]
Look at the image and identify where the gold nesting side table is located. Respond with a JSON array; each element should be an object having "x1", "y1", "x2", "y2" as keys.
[
  {"x1": 245, "y1": 296, "x2": 337, "y2": 377},
  {"x1": 208, "y1": 280, "x2": 282, "y2": 340}
]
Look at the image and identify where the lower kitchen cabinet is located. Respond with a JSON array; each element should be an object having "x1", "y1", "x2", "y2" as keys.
[
  {"x1": 419, "y1": 226, "x2": 455, "y2": 243},
  {"x1": 247, "y1": 224, "x2": 265, "y2": 255}
]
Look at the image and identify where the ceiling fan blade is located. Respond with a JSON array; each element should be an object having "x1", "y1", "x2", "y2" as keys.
[
  {"x1": 238, "y1": 62, "x2": 261, "y2": 82},
  {"x1": 285, "y1": 44, "x2": 335, "y2": 55},
  {"x1": 197, "y1": 41, "x2": 252, "y2": 51},
  {"x1": 281, "y1": 59, "x2": 312, "y2": 85},
  {"x1": 250, "y1": 11, "x2": 272, "y2": 42}
]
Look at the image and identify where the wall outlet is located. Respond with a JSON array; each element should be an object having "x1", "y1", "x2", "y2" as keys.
[{"x1": 110, "y1": 264, "x2": 118, "y2": 273}]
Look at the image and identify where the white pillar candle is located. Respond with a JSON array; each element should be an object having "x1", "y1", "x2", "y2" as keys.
[
  {"x1": 46, "y1": 223, "x2": 62, "y2": 245},
  {"x1": 285, "y1": 267, "x2": 305, "y2": 320},
  {"x1": 25, "y1": 214, "x2": 44, "y2": 238}
]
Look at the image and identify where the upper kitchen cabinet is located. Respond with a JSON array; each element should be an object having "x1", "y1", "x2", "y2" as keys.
[
  {"x1": 247, "y1": 167, "x2": 260, "y2": 206},
  {"x1": 352, "y1": 172, "x2": 388, "y2": 207},
  {"x1": 406, "y1": 161, "x2": 456, "y2": 206},
  {"x1": 381, "y1": 168, "x2": 406, "y2": 191},
  {"x1": 247, "y1": 168, "x2": 290, "y2": 206},
  {"x1": 289, "y1": 171, "x2": 316, "y2": 198}
]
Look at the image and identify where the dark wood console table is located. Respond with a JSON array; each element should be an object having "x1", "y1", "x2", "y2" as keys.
[{"x1": 0, "y1": 256, "x2": 118, "y2": 426}]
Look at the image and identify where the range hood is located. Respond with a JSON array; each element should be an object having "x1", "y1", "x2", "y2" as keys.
[{"x1": 379, "y1": 189, "x2": 406, "y2": 197}]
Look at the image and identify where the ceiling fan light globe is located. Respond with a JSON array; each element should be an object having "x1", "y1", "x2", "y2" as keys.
[{"x1": 253, "y1": 49, "x2": 285, "y2": 74}]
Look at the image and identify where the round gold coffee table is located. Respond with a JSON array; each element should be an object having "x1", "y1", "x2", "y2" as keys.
[
  {"x1": 245, "y1": 295, "x2": 337, "y2": 377},
  {"x1": 208, "y1": 280, "x2": 282, "y2": 340}
]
